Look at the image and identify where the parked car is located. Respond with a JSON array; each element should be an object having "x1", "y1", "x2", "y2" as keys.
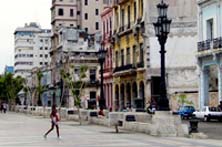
[
  {"x1": 193, "y1": 106, "x2": 222, "y2": 122},
  {"x1": 178, "y1": 105, "x2": 195, "y2": 119}
]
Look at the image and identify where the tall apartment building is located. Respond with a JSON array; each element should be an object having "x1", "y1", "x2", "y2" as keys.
[{"x1": 14, "y1": 22, "x2": 51, "y2": 78}]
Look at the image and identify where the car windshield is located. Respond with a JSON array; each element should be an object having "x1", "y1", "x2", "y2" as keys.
[{"x1": 180, "y1": 106, "x2": 194, "y2": 110}]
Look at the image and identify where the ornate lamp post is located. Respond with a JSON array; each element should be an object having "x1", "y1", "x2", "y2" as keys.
[
  {"x1": 98, "y1": 46, "x2": 107, "y2": 109},
  {"x1": 153, "y1": 0, "x2": 171, "y2": 111}
]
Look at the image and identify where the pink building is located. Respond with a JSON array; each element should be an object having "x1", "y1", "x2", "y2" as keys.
[{"x1": 101, "y1": 3, "x2": 113, "y2": 110}]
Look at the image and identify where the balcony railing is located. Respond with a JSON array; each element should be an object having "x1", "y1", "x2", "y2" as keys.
[
  {"x1": 198, "y1": 37, "x2": 222, "y2": 52},
  {"x1": 113, "y1": 64, "x2": 135, "y2": 73},
  {"x1": 137, "y1": 62, "x2": 144, "y2": 68}
]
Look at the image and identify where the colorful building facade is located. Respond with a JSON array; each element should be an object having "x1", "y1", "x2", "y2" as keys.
[
  {"x1": 112, "y1": 0, "x2": 145, "y2": 111},
  {"x1": 101, "y1": 1, "x2": 113, "y2": 110}
]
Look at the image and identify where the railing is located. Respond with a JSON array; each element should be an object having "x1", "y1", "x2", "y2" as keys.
[
  {"x1": 113, "y1": 64, "x2": 135, "y2": 73},
  {"x1": 137, "y1": 62, "x2": 144, "y2": 68},
  {"x1": 198, "y1": 37, "x2": 222, "y2": 52}
]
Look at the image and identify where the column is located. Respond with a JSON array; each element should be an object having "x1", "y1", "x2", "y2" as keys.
[
  {"x1": 200, "y1": 67, "x2": 209, "y2": 109},
  {"x1": 218, "y1": 64, "x2": 222, "y2": 102}
]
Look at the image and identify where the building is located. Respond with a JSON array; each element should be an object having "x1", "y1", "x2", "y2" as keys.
[
  {"x1": 14, "y1": 22, "x2": 51, "y2": 78},
  {"x1": 101, "y1": 0, "x2": 113, "y2": 109},
  {"x1": 4, "y1": 66, "x2": 14, "y2": 74},
  {"x1": 52, "y1": 27, "x2": 100, "y2": 108},
  {"x1": 145, "y1": 0, "x2": 198, "y2": 110},
  {"x1": 112, "y1": 0, "x2": 146, "y2": 111},
  {"x1": 197, "y1": 0, "x2": 222, "y2": 109},
  {"x1": 110, "y1": 0, "x2": 198, "y2": 111},
  {"x1": 80, "y1": 0, "x2": 104, "y2": 34}
]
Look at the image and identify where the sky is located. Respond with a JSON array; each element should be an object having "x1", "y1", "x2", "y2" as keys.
[{"x1": 0, "y1": 0, "x2": 51, "y2": 73}]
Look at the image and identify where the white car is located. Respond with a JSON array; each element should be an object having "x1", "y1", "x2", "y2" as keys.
[{"x1": 193, "y1": 106, "x2": 222, "y2": 122}]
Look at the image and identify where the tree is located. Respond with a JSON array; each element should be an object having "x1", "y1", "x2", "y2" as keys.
[
  {"x1": 60, "y1": 65, "x2": 88, "y2": 125},
  {"x1": 177, "y1": 94, "x2": 193, "y2": 107},
  {"x1": 0, "y1": 73, "x2": 25, "y2": 104},
  {"x1": 36, "y1": 70, "x2": 44, "y2": 106}
]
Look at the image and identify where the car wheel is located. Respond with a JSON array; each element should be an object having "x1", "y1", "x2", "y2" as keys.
[
  {"x1": 204, "y1": 116, "x2": 210, "y2": 122},
  {"x1": 204, "y1": 116, "x2": 207, "y2": 122},
  {"x1": 181, "y1": 116, "x2": 184, "y2": 120}
]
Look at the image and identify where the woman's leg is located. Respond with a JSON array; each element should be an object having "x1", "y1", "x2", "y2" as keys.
[
  {"x1": 44, "y1": 123, "x2": 54, "y2": 137},
  {"x1": 55, "y1": 125, "x2": 60, "y2": 138}
]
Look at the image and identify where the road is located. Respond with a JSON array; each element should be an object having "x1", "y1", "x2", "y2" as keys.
[
  {"x1": 0, "y1": 112, "x2": 222, "y2": 147},
  {"x1": 183, "y1": 120, "x2": 222, "y2": 140}
]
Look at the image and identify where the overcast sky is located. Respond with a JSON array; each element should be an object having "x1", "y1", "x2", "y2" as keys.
[{"x1": 0, "y1": 0, "x2": 51, "y2": 73}]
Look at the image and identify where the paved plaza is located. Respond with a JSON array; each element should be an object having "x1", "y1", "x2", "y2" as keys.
[{"x1": 0, "y1": 112, "x2": 222, "y2": 147}]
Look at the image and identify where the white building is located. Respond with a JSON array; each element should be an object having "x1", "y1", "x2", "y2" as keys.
[
  {"x1": 197, "y1": 0, "x2": 222, "y2": 109},
  {"x1": 143, "y1": 0, "x2": 199, "y2": 110},
  {"x1": 14, "y1": 22, "x2": 51, "y2": 78}
]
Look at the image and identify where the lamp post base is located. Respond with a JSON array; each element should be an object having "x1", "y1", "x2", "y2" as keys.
[
  {"x1": 157, "y1": 98, "x2": 170, "y2": 111},
  {"x1": 99, "y1": 99, "x2": 106, "y2": 109}
]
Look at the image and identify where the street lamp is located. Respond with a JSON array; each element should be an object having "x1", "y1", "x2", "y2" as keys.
[
  {"x1": 153, "y1": 0, "x2": 171, "y2": 111},
  {"x1": 98, "y1": 45, "x2": 107, "y2": 109}
]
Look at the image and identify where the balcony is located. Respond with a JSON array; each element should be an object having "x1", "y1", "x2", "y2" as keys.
[
  {"x1": 113, "y1": 64, "x2": 136, "y2": 73},
  {"x1": 198, "y1": 37, "x2": 222, "y2": 52},
  {"x1": 137, "y1": 62, "x2": 144, "y2": 68}
]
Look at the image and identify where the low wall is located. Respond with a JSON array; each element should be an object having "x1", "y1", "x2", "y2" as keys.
[{"x1": 13, "y1": 106, "x2": 188, "y2": 137}]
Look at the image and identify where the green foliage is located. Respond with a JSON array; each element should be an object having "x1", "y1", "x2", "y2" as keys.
[
  {"x1": 0, "y1": 73, "x2": 25, "y2": 103},
  {"x1": 36, "y1": 69, "x2": 45, "y2": 106},
  {"x1": 60, "y1": 65, "x2": 88, "y2": 108},
  {"x1": 177, "y1": 94, "x2": 193, "y2": 106}
]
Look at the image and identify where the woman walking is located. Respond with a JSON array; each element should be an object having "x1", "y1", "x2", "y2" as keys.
[{"x1": 44, "y1": 105, "x2": 60, "y2": 138}]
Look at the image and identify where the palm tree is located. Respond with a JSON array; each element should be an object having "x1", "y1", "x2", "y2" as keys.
[{"x1": 36, "y1": 70, "x2": 44, "y2": 106}]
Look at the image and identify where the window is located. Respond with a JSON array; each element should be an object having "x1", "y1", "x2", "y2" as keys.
[
  {"x1": 45, "y1": 47, "x2": 48, "y2": 50},
  {"x1": 40, "y1": 47, "x2": 43, "y2": 50},
  {"x1": 85, "y1": 27, "x2": 88, "y2": 32},
  {"x1": 45, "y1": 55, "x2": 48, "y2": 58},
  {"x1": 126, "y1": 47, "x2": 130, "y2": 64},
  {"x1": 85, "y1": 13, "x2": 88, "y2": 20},
  {"x1": 70, "y1": 9, "x2": 74, "y2": 17},
  {"x1": 90, "y1": 69, "x2": 96, "y2": 83},
  {"x1": 58, "y1": 8, "x2": 64, "y2": 16},
  {"x1": 85, "y1": 0, "x2": 88, "y2": 5},
  {"x1": 207, "y1": 18, "x2": 214, "y2": 40},
  {"x1": 95, "y1": 9, "x2": 99, "y2": 15},
  {"x1": 45, "y1": 62, "x2": 48, "y2": 65},
  {"x1": 121, "y1": 9, "x2": 125, "y2": 29},
  {"x1": 96, "y1": 22, "x2": 99, "y2": 30},
  {"x1": 133, "y1": 45, "x2": 136, "y2": 64},
  {"x1": 139, "y1": 43, "x2": 144, "y2": 63},
  {"x1": 127, "y1": 6, "x2": 131, "y2": 28},
  {"x1": 77, "y1": 11, "x2": 80, "y2": 15},
  {"x1": 115, "y1": 51, "x2": 118, "y2": 67},
  {"x1": 90, "y1": 91, "x2": 96, "y2": 99},
  {"x1": 121, "y1": 50, "x2": 124, "y2": 66},
  {"x1": 70, "y1": 24, "x2": 73, "y2": 27},
  {"x1": 40, "y1": 54, "x2": 43, "y2": 57},
  {"x1": 40, "y1": 62, "x2": 43, "y2": 65},
  {"x1": 134, "y1": 2, "x2": 137, "y2": 21}
]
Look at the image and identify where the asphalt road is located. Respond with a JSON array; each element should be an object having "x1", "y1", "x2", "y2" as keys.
[
  {"x1": 183, "y1": 119, "x2": 222, "y2": 140},
  {"x1": 0, "y1": 112, "x2": 222, "y2": 147}
]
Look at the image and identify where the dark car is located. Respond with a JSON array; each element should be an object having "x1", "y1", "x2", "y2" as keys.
[{"x1": 178, "y1": 105, "x2": 195, "y2": 119}]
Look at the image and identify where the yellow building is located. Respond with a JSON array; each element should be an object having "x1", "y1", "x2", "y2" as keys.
[{"x1": 112, "y1": 0, "x2": 145, "y2": 111}]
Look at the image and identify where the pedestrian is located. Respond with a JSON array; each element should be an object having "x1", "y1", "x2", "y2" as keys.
[
  {"x1": 44, "y1": 105, "x2": 60, "y2": 139},
  {"x1": 2, "y1": 102, "x2": 7, "y2": 113}
]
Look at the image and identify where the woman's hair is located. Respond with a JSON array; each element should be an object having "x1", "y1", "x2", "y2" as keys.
[{"x1": 52, "y1": 104, "x2": 57, "y2": 110}]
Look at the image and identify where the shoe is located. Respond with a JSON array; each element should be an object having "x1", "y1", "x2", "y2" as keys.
[
  {"x1": 57, "y1": 136, "x2": 61, "y2": 140},
  {"x1": 44, "y1": 135, "x2": 47, "y2": 139}
]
